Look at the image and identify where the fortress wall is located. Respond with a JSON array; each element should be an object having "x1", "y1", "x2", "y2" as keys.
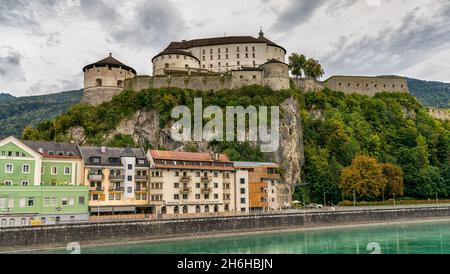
[
  {"x1": 231, "y1": 70, "x2": 263, "y2": 89},
  {"x1": 428, "y1": 108, "x2": 450, "y2": 121},
  {"x1": 84, "y1": 67, "x2": 135, "y2": 89},
  {"x1": 2, "y1": 206, "x2": 450, "y2": 251},
  {"x1": 325, "y1": 76, "x2": 409, "y2": 96},
  {"x1": 81, "y1": 87, "x2": 124, "y2": 106},
  {"x1": 291, "y1": 79, "x2": 325, "y2": 92}
]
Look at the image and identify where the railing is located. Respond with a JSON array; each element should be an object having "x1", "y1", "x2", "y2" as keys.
[
  {"x1": 135, "y1": 175, "x2": 149, "y2": 180},
  {"x1": 180, "y1": 187, "x2": 192, "y2": 194},
  {"x1": 180, "y1": 176, "x2": 192, "y2": 182},
  {"x1": 109, "y1": 175, "x2": 124, "y2": 180},
  {"x1": 108, "y1": 186, "x2": 124, "y2": 192},
  {"x1": 201, "y1": 187, "x2": 212, "y2": 194},
  {"x1": 201, "y1": 176, "x2": 212, "y2": 182},
  {"x1": 88, "y1": 174, "x2": 104, "y2": 181},
  {"x1": 135, "y1": 186, "x2": 147, "y2": 192},
  {"x1": 89, "y1": 186, "x2": 104, "y2": 192}
]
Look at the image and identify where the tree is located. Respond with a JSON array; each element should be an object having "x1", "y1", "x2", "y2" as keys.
[
  {"x1": 304, "y1": 58, "x2": 324, "y2": 80},
  {"x1": 380, "y1": 163, "x2": 404, "y2": 199},
  {"x1": 339, "y1": 155, "x2": 387, "y2": 200},
  {"x1": 288, "y1": 53, "x2": 307, "y2": 78}
]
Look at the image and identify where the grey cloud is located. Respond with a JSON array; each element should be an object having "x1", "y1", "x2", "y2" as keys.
[
  {"x1": 110, "y1": 0, "x2": 185, "y2": 49},
  {"x1": 0, "y1": 0, "x2": 60, "y2": 30},
  {"x1": 322, "y1": 4, "x2": 450, "y2": 77},
  {"x1": 0, "y1": 47, "x2": 25, "y2": 83},
  {"x1": 325, "y1": 0, "x2": 359, "y2": 17},
  {"x1": 271, "y1": 0, "x2": 327, "y2": 32}
]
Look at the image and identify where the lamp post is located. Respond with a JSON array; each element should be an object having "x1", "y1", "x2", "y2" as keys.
[{"x1": 353, "y1": 190, "x2": 356, "y2": 207}]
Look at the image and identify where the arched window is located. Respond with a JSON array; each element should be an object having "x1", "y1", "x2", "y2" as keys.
[
  {"x1": 204, "y1": 205, "x2": 209, "y2": 213},
  {"x1": 96, "y1": 79, "x2": 102, "y2": 86},
  {"x1": 183, "y1": 205, "x2": 188, "y2": 214},
  {"x1": 55, "y1": 216, "x2": 60, "y2": 224},
  {"x1": 9, "y1": 219, "x2": 15, "y2": 227},
  {"x1": 174, "y1": 206, "x2": 180, "y2": 214},
  {"x1": 161, "y1": 206, "x2": 167, "y2": 214},
  {"x1": 214, "y1": 205, "x2": 219, "y2": 213},
  {"x1": 195, "y1": 205, "x2": 201, "y2": 213},
  {"x1": 1, "y1": 219, "x2": 7, "y2": 227},
  {"x1": 41, "y1": 217, "x2": 46, "y2": 224},
  {"x1": 21, "y1": 218, "x2": 27, "y2": 226},
  {"x1": 225, "y1": 204, "x2": 229, "y2": 212}
]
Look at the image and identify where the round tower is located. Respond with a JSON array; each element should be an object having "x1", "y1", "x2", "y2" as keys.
[
  {"x1": 82, "y1": 53, "x2": 136, "y2": 106},
  {"x1": 151, "y1": 50, "x2": 200, "y2": 76},
  {"x1": 259, "y1": 59, "x2": 289, "y2": 90}
]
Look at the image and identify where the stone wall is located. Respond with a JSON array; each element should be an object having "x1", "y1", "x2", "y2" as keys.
[
  {"x1": 81, "y1": 87, "x2": 124, "y2": 106},
  {"x1": 325, "y1": 76, "x2": 409, "y2": 96},
  {"x1": 291, "y1": 78, "x2": 325, "y2": 92},
  {"x1": 1, "y1": 206, "x2": 450, "y2": 251},
  {"x1": 428, "y1": 108, "x2": 450, "y2": 121}
]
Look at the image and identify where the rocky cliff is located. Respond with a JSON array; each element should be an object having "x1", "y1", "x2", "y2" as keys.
[{"x1": 66, "y1": 97, "x2": 305, "y2": 207}]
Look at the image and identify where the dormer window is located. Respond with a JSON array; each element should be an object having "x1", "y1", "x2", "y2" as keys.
[
  {"x1": 67, "y1": 152, "x2": 74, "y2": 156},
  {"x1": 57, "y1": 151, "x2": 64, "y2": 156},
  {"x1": 48, "y1": 151, "x2": 55, "y2": 155},
  {"x1": 91, "y1": 157, "x2": 101, "y2": 163}
]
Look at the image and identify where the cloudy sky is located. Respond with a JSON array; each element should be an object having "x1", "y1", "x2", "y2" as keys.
[{"x1": 0, "y1": 0, "x2": 449, "y2": 96}]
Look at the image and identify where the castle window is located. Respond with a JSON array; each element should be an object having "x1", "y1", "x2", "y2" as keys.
[
  {"x1": 357, "y1": 83, "x2": 360, "y2": 87},
  {"x1": 218, "y1": 55, "x2": 221, "y2": 60},
  {"x1": 245, "y1": 47, "x2": 248, "y2": 52},
  {"x1": 117, "y1": 80, "x2": 123, "y2": 87},
  {"x1": 226, "y1": 54, "x2": 229, "y2": 59},
  {"x1": 338, "y1": 83, "x2": 342, "y2": 87},
  {"x1": 366, "y1": 84, "x2": 369, "y2": 88},
  {"x1": 96, "y1": 79, "x2": 102, "y2": 86},
  {"x1": 168, "y1": 55, "x2": 172, "y2": 59},
  {"x1": 252, "y1": 75, "x2": 256, "y2": 79},
  {"x1": 218, "y1": 48, "x2": 221, "y2": 53},
  {"x1": 237, "y1": 61, "x2": 240, "y2": 66},
  {"x1": 237, "y1": 53, "x2": 240, "y2": 58},
  {"x1": 226, "y1": 63, "x2": 229, "y2": 67},
  {"x1": 184, "y1": 56, "x2": 187, "y2": 60},
  {"x1": 375, "y1": 84, "x2": 378, "y2": 88},
  {"x1": 237, "y1": 47, "x2": 240, "y2": 52},
  {"x1": 384, "y1": 84, "x2": 387, "y2": 88},
  {"x1": 225, "y1": 48, "x2": 228, "y2": 53},
  {"x1": 218, "y1": 62, "x2": 221, "y2": 67},
  {"x1": 240, "y1": 75, "x2": 243, "y2": 79},
  {"x1": 245, "y1": 53, "x2": 249, "y2": 58},
  {"x1": 202, "y1": 49, "x2": 205, "y2": 54},
  {"x1": 165, "y1": 63, "x2": 169, "y2": 68},
  {"x1": 210, "y1": 49, "x2": 213, "y2": 54},
  {"x1": 252, "y1": 53, "x2": 255, "y2": 58},
  {"x1": 253, "y1": 61, "x2": 256, "y2": 66},
  {"x1": 210, "y1": 55, "x2": 213, "y2": 60},
  {"x1": 203, "y1": 65, "x2": 205, "y2": 68},
  {"x1": 348, "y1": 83, "x2": 351, "y2": 87},
  {"x1": 252, "y1": 46, "x2": 255, "y2": 51},
  {"x1": 176, "y1": 55, "x2": 179, "y2": 59},
  {"x1": 210, "y1": 64, "x2": 213, "y2": 68},
  {"x1": 401, "y1": 85, "x2": 404, "y2": 88},
  {"x1": 202, "y1": 56, "x2": 205, "y2": 61}
]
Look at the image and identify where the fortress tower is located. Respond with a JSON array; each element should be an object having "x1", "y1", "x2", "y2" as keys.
[{"x1": 82, "y1": 53, "x2": 136, "y2": 106}]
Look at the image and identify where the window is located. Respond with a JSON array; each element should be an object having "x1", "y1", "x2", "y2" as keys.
[
  {"x1": 252, "y1": 46, "x2": 255, "y2": 51},
  {"x1": 109, "y1": 194, "x2": 114, "y2": 200},
  {"x1": 240, "y1": 178, "x2": 245, "y2": 184},
  {"x1": 202, "y1": 49, "x2": 205, "y2": 54},
  {"x1": 245, "y1": 53, "x2": 248, "y2": 58},
  {"x1": 214, "y1": 183, "x2": 218, "y2": 188},
  {"x1": 182, "y1": 194, "x2": 188, "y2": 200},
  {"x1": 21, "y1": 181, "x2": 29, "y2": 186},
  {"x1": 27, "y1": 198, "x2": 34, "y2": 207},
  {"x1": 51, "y1": 197, "x2": 57, "y2": 206},
  {"x1": 210, "y1": 55, "x2": 213, "y2": 60},
  {"x1": 204, "y1": 194, "x2": 210, "y2": 200},
  {"x1": 5, "y1": 164, "x2": 13, "y2": 173},
  {"x1": 64, "y1": 167, "x2": 71, "y2": 175},
  {"x1": 240, "y1": 188, "x2": 246, "y2": 194},
  {"x1": 214, "y1": 194, "x2": 219, "y2": 199},
  {"x1": 127, "y1": 187, "x2": 132, "y2": 193},
  {"x1": 195, "y1": 194, "x2": 200, "y2": 200},
  {"x1": 19, "y1": 198, "x2": 26, "y2": 208},
  {"x1": 8, "y1": 198, "x2": 14, "y2": 208},
  {"x1": 96, "y1": 79, "x2": 102, "y2": 86},
  {"x1": 69, "y1": 198, "x2": 75, "y2": 206},
  {"x1": 196, "y1": 172, "x2": 201, "y2": 177},
  {"x1": 214, "y1": 172, "x2": 218, "y2": 177},
  {"x1": 4, "y1": 180, "x2": 12, "y2": 186},
  {"x1": 128, "y1": 164, "x2": 133, "y2": 170},
  {"x1": 175, "y1": 171, "x2": 179, "y2": 177},
  {"x1": 195, "y1": 183, "x2": 200, "y2": 188},
  {"x1": 115, "y1": 194, "x2": 121, "y2": 200},
  {"x1": 0, "y1": 198, "x2": 5, "y2": 208},
  {"x1": 202, "y1": 56, "x2": 205, "y2": 61},
  {"x1": 21, "y1": 218, "x2": 27, "y2": 226},
  {"x1": 62, "y1": 198, "x2": 68, "y2": 206},
  {"x1": 43, "y1": 197, "x2": 50, "y2": 207},
  {"x1": 174, "y1": 183, "x2": 179, "y2": 188},
  {"x1": 128, "y1": 176, "x2": 132, "y2": 181},
  {"x1": 51, "y1": 166, "x2": 58, "y2": 175},
  {"x1": 237, "y1": 53, "x2": 240, "y2": 58},
  {"x1": 174, "y1": 194, "x2": 179, "y2": 200},
  {"x1": 237, "y1": 47, "x2": 240, "y2": 52},
  {"x1": 226, "y1": 54, "x2": 229, "y2": 59},
  {"x1": 22, "y1": 164, "x2": 30, "y2": 174}
]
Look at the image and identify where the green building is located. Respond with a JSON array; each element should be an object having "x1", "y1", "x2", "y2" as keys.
[{"x1": 0, "y1": 136, "x2": 89, "y2": 227}]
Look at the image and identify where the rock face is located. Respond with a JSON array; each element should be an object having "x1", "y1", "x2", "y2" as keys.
[{"x1": 68, "y1": 97, "x2": 305, "y2": 207}]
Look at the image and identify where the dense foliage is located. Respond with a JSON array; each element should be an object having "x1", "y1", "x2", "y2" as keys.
[
  {"x1": 288, "y1": 53, "x2": 324, "y2": 80},
  {"x1": 301, "y1": 89, "x2": 450, "y2": 204},
  {"x1": 407, "y1": 78, "x2": 450, "y2": 108},
  {"x1": 0, "y1": 90, "x2": 83, "y2": 138}
]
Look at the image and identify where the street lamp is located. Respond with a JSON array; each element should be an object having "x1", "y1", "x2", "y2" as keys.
[{"x1": 353, "y1": 190, "x2": 356, "y2": 207}]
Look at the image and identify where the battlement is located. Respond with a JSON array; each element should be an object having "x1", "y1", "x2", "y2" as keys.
[{"x1": 324, "y1": 75, "x2": 409, "y2": 96}]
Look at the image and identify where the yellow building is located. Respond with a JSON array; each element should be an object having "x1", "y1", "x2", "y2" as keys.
[
  {"x1": 79, "y1": 146, "x2": 152, "y2": 215},
  {"x1": 147, "y1": 150, "x2": 236, "y2": 215}
]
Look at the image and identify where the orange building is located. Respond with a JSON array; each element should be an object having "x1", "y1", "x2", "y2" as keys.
[{"x1": 233, "y1": 162, "x2": 281, "y2": 211}]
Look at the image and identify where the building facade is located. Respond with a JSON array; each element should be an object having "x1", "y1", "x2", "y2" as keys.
[
  {"x1": 234, "y1": 162, "x2": 281, "y2": 211},
  {"x1": 79, "y1": 146, "x2": 152, "y2": 215},
  {"x1": 0, "y1": 137, "x2": 89, "y2": 227},
  {"x1": 152, "y1": 29, "x2": 286, "y2": 75},
  {"x1": 147, "y1": 150, "x2": 237, "y2": 215}
]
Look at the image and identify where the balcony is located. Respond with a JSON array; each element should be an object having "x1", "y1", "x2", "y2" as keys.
[
  {"x1": 180, "y1": 187, "x2": 191, "y2": 194},
  {"x1": 135, "y1": 175, "x2": 149, "y2": 181},
  {"x1": 201, "y1": 187, "x2": 212, "y2": 194},
  {"x1": 135, "y1": 186, "x2": 147, "y2": 192},
  {"x1": 201, "y1": 176, "x2": 212, "y2": 182},
  {"x1": 180, "y1": 175, "x2": 192, "y2": 182},
  {"x1": 109, "y1": 175, "x2": 124, "y2": 180},
  {"x1": 88, "y1": 174, "x2": 104, "y2": 181},
  {"x1": 109, "y1": 186, "x2": 124, "y2": 192},
  {"x1": 89, "y1": 186, "x2": 104, "y2": 192}
]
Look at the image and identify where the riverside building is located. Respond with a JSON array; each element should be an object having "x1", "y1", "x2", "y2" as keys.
[
  {"x1": 233, "y1": 162, "x2": 281, "y2": 211},
  {"x1": 147, "y1": 150, "x2": 237, "y2": 215},
  {"x1": 0, "y1": 136, "x2": 89, "y2": 227},
  {"x1": 79, "y1": 146, "x2": 152, "y2": 215}
]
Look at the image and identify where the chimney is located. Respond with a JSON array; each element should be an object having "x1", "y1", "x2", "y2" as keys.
[
  {"x1": 214, "y1": 152, "x2": 219, "y2": 161},
  {"x1": 101, "y1": 146, "x2": 106, "y2": 154},
  {"x1": 38, "y1": 148, "x2": 43, "y2": 154}
]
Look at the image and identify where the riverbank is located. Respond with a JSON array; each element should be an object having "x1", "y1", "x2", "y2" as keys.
[{"x1": 2, "y1": 205, "x2": 450, "y2": 253}]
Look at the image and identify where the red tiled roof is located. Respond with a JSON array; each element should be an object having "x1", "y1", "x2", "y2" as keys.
[
  {"x1": 154, "y1": 164, "x2": 235, "y2": 171},
  {"x1": 150, "y1": 150, "x2": 231, "y2": 163}
]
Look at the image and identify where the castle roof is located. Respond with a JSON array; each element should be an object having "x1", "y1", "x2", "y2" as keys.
[
  {"x1": 165, "y1": 35, "x2": 286, "y2": 53},
  {"x1": 83, "y1": 53, "x2": 136, "y2": 74},
  {"x1": 151, "y1": 49, "x2": 200, "y2": 62},
  {"x1": 260, "y1": 58, "x2": 288, "y2": 67}
]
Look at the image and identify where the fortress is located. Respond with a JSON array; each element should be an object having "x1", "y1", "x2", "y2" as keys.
[{"x1": 81, "y1": 30, "x2": 409, "y2": 106}]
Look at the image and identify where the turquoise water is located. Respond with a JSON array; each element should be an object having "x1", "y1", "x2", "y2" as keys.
[{"x1": 42, "y1": 220, "x2": 450, "y2": 254}]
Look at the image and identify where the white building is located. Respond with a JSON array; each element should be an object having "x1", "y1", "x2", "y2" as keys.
[{"x1": 152, "y1": 29, "x2": 286, "y2": 75}]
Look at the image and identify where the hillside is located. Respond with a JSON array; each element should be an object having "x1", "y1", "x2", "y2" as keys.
[
  {"x1": 22, "y1": 87, "x2": 450, "y2": 204},
  {"x1": 0, "y1": 90, "x2": 83, "y2": 138},
  {"x1": 406, "y1": 78, "x2": 450, "y2": 109}
]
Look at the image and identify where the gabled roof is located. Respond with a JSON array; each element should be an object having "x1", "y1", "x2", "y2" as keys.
[
  {"x1": 83, "y1": 53, "x2": 136, "y2": 74},
  {"x1": 23, "y1": 140, "x2": 81, "y2": 158},
  {"x1": 149, "y1": 150, "x2": 231, "y2": 163},
  {"x1": 79, "y1": 146, "x2": 147, "y2": 167},
  {"x1": 165, "y1": 35, "x2": 286, "y2": 53}
]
